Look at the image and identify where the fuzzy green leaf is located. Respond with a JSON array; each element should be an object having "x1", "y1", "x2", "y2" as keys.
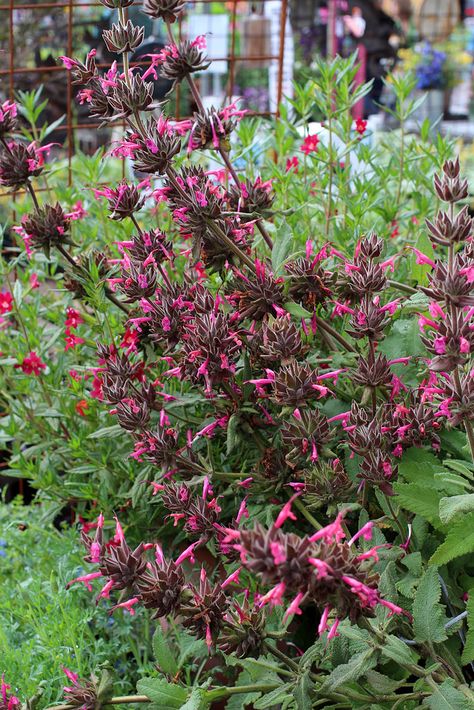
[
  {"x1": 425, "y1": 680, "x2": 472, "y2": 710},
  {"x1": 430, "y1": 512, "x2": 474, "y2": 565},
  {"x1": 283, "y1": 301, "x2": 313, "y2": 318},
  {"x1": 295, "y1": 671, "x2": 313, "y2": 710},
  {"x1": 413, "y1": 566, "x2": 448, "y2": 643},
  {"x1": 153, "y1": 629, "x2": 179, "y2": 677},
  {"x1": 380, "y1": 635, "x2": 420, "y2": 666},
  {"x1": 137, "y1": 678, "x2": 188, "y2": 709},
  {"x1": 393, "y1": 483, "x2": 442, "y2": 528},
  {"x1": 462, "y1": 588, "x2": 474, "y2": 665},
  {"x1": 180, "y1": 688, "x2": 209, "y2": 710},
  {"x1": 439, "y1": 495, "x2": 474, "y2": 524},
  {"x1": 320, "y1": 648, "x2": 377, "y2": 691},
  {"x1": 253, "y1": 684, "x2": 295, "y2": 709}
]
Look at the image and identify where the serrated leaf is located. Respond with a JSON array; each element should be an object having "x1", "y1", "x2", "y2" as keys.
[
  {"x1": 413, "y1": 566, "x2": 447, "y2": 643},
  {"x1": 137, "y1": 678, "x2": 187, "y2": 709},
  {"x1": 365, "y1": 670, "x2": 403, "y2": 694},
  {"x1": 430, "y1": 512, "x2": 474, "y2": 565},
  {"x1": 320, "y1": 648, "x2": 376, "y2": 691},
  {"x1": 425, "y1": 680, "x2": 471, "y2": 710},
  {"x1": 462, "y1": 588, "x2": 474, "y2": 665},
  {"x1": 253, "y1": 684, "x2": 294, "y2": 709},
  {"x1": 393, "y1": 483, "x2": 442, "y2": 527},
  {"x1": 180, "y1": 688, "x2": 209, "y2": 710},
  {"x1": 380, "y1": 635, "x2": 420, "y2": 666},
  {"x1": 153, "y1": 628, "x2": 179, "y2": 677},
  {"x1": 439, "y1": 495, "x2": 474, "y2": 524},
  {"x1": 295, "y1": 671, "x2": 313, "y2": 710}
]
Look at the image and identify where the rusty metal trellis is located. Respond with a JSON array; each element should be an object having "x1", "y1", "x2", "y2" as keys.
[{"x1": 1, "y1": 0, "x2": 290, "y2": 194}]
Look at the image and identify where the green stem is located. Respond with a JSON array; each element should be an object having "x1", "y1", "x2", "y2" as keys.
[
  {"x1": 293, "y1": 495, "x2": 323, "y2": 531},
  {"x1": 315, "y1": 316, "x2": 357, "y2": 353}
]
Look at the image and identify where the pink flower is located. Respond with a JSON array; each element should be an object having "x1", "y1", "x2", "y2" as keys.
[
  {"x1": 284, "y1": 592, "x2": 305, "y2": 621},
  {"x1": 301, "y1": 134, "x2": 319, "y2": 155},
  {"x1": 0, "y1": 291, "x2": 13, "y2": 314},
  {"x1": 355, "y1": 118, "x2": 367, "y2": 135},
  {"x1": 15, "y1": 351, "x2": 46, "y2": 376},
  {"x1": 286, "y1": 156, "x2": 299, "y2": 173},
  {"x1": 274, "y1": 493, "x2": 299, "y2": 529}
]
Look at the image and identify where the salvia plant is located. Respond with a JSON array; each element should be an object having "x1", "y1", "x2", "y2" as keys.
[{"x1": 1, "y1": 0, "x2": 474, "y2": 707}]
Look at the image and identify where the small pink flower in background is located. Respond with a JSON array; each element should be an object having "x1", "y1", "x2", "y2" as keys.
[
  {"x1": 65, "y1": 330, "x2": 85, "y2": 351},
  {"x1": 301, "y1": 134, "x2": 319, "y2": 155},
  {"x1": 286, "y1": 156, "x2": 299, "y2": 173},
  {"x1": 0, "y1": 291, "x2": 13, "y2": 315},
  {"x1": 75, "y1": 399, "x2": 89, "y2": 416},
  {"x1": 1, "y1": 676, "x2": 20, "y2": 710},
  {"x1": 65, "y1": 307, "x2": 84, "y2": 329},
  {"x1": 29, "y1": 273, "x2": 40, "y2": 289},
  {"x1": 355, "y1": 118, "x2": 367, "y2": 135},
  {"x1": 15, "y1": 351, "x2": 46, "y2": 376}
]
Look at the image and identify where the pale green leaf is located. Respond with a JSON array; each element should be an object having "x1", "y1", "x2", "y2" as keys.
[
  {"x1": 439, "y1": 495, "x2": 474, "y2": 524},
  {"x1": 283, "y1": 301, "x2": 312, "y2": 318},
  {"x1": 180, "y1": 688, "x2": 209, "y2": 710},
  {"x1": 393, "y1": 483, "x2": 442, "y2": 528}
]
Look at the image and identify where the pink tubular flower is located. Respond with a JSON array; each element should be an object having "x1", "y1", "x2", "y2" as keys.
[
  {"x1": 66, "y1": 571, "x2": 102, "y2": 591},
  {"x1": 175, "y1": 542, "x2": 198, "y2": 566},
  {"x1": 411, "y1": 247, "x2": 436, "y2": 269},
  {"x1": 309, "y1": 511, "x2": 345, "y2": 543},
  {"x1": 1, "y1": 676, "x2": 20, "y2": 710},
  {"x1": 284, "y1": 592, "x2": 305, "y2": 621},
  {"x1": 317, "y1": 605, "x2": 331, "y2": 635},
  {"x1": 348, "y1": 521, "x2": 373, "y2": 546},
  {"x1": 221, "y1": 567, "x2": 241, "y2": 589},
  {"x1": 257, "y1": 582, "x2": 286, "y2": 608},
  {"x1": 111, "y1": 597, "x2": 140, "y2": 615},
  {"x1": 274, "y1": 493, "x2": 299, "y2": 529}
]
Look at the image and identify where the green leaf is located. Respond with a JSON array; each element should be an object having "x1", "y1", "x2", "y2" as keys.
[
  {"x1": 462, "y1": 588, "x2": 474, "y2": 665},
  {"x1": 380, "y1": 635, "x2": 420, "y2": 666},
  {"x1": 153, "y1": 628, "x2": 179, "y2": 677},
  {"x1": 393, "y1": 483, "x2": 442, "y2": 528},
  {"x1": 271, "y1": 227, "x2": 293, "y2": 273},
  {"x1": 253, "y1": 684, "x2": 294, "y2": 710},
  {"x1": 294, "y1": 671, "x2": 313, "y2": 710},
  {"x1": 439, "y1": 495, "x2": 474, "y2": 524},
  {"x1": 320, "y1": 648, "x2": 376, "y2": 691},
  {"x1": 226, "y1": 413, "x2": 240, "y2": 456},
  {"x1": 365, "y1": 670, "x2": 403, "y2": 694},
  {"x1": 87, "y1": 424, "x2": 123, "y2": 439},
  {"x1": 425, "y1": 680, "x2": 472, "y2": 710},
  {"x1": 180, "y1": 688, "x2": 209, "y2": 710},
  {"x1": 137, "y1": 678, "x2": 188, "y2": 709},
  {"x1": 283, "y1": 301, "x2": 312, "y2": 318},
  {"x1": 430, "y1": 512, "x2": 474, "y2": 565},
  {"x1": 413, "y1": 566, "x2": 448, "y2": 644}
]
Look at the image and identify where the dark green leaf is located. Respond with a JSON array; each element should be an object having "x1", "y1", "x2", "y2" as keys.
[
  {"x1": 462, "y1": 588, "x2": 474, "y2": 665},
  {"x1": 430, "y1": 512, "x2": 474, "y2": 565},
  {"x1": 320, "y1": 648, "x2": 376, "y2": 691}
]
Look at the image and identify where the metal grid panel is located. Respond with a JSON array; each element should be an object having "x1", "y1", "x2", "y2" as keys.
[{"x1": 1, "y1": 0, "x2": 289, "y2": 192}]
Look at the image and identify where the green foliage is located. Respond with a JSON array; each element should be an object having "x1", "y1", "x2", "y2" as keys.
[{"x1": 412, "y1": 567, "x2": 448, "y2": 643}]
